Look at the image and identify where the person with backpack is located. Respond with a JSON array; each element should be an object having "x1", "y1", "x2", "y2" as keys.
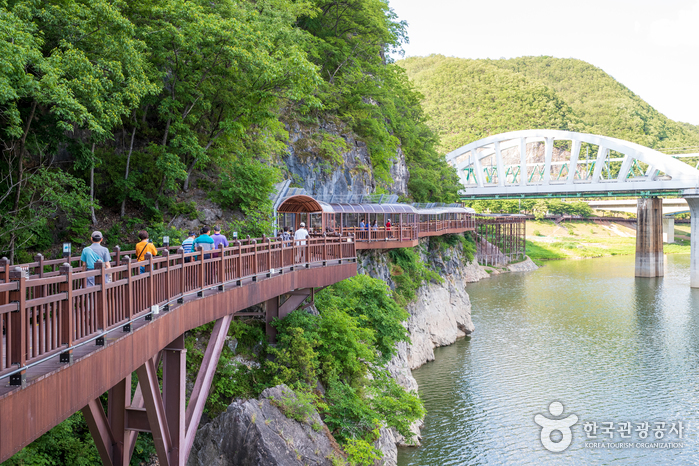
[
  {"x1": 80, "y1": 231, "x2": 111, "y2": 287},
  {"x1": 136, "y1": 230, "x2": 158, "y2": 273},
  {"x1": 194, "y1": 226, "x2": 215, "y2": 260},
  {"x1": 281, "y1": 226, "x2": 292, "y2": 247}
]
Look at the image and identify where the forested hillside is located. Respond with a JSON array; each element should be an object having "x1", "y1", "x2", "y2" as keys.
[
  {"x1": 400, "y1": 55, "x2": 699, "y2": 154},
  {"x1": 0, "y1": 0, "x2": 460, "y2": 263}
]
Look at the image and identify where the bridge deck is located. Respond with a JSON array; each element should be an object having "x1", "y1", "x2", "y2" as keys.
[{"x1": 0, "y1": 237, "x2": 356, "y2": 463}]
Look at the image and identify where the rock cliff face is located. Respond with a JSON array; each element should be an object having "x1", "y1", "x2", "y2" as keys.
[
  {"x1": 281, "y1": 121, "x2": 409, "y2": 198},
  {"x1": 358, "y1": 238, "x2": 486, "y2": 371},
  {"x1": 357, "y1": 238, "x2": 487, "y2": 454},
  {"x1": 188, "y1": 237, "x2": 492, "y2": 466},
  {"x1": 187, "y1": 385, "x2": 344, "y2": 466}
]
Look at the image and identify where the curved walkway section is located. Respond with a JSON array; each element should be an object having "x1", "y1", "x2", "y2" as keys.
[{"x1": 0, "y1": 237, "x2": 357, "y2": 463}]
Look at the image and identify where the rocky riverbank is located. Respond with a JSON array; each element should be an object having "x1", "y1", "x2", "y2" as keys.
[{"x1": 187, "y1": 239, "x2": 536, "y2": 466}]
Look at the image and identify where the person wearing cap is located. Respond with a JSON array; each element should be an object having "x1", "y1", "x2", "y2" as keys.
[
  {"x1": 294, "y1": 222, "x2": 309, "y2": 263},
  {"x1": 182, "y1": 230, "x2": 196, "y2": 263},
  {"x1": 80, "y1": 231, "x2": 111, "y2": 287}
]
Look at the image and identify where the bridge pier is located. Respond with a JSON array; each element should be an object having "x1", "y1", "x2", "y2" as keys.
[
  {"x1": 635, "y1": 197, "x2": 664, "y2": 278},
  {"x1": 663, "y1": 216, "x2": 675, "y2": 244},
  {"x1": 684, "y1": 195, "x2": 699, "y2": 287}
]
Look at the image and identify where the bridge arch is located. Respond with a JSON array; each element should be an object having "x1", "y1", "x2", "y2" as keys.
[{"x1": 445, "y1": 130, "x2": 699, "y2": 197}]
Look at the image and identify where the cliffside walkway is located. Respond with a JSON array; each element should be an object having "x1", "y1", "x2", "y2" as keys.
[{"x1": 0, "y1": 207, "x2": 477, "y2": 465}]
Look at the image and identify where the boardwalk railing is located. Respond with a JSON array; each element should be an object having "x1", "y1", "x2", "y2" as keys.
[
  {"x1": 337, "y1": 217, "x2": 475, "y2": 244},
  {"x1": 0, "y1": 235, "x2": 356, "y2": 384}
]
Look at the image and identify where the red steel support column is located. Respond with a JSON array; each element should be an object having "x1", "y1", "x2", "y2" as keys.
[
  {"x1": 183, "y1": 315, "x2": 233, "y2": 460},
  {"x1": 266, "y1": 296, "x2": 279, "y2": 343},
  {"x1": 107, "y1": 375, "x2": 130, "y2": 466},
  {"x1": 162, "y1": 334, "x2": 186, "y2": 466}
]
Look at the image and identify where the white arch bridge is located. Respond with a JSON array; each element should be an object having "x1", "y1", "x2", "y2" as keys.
[
  {"x1": 445, "y1": 130, "x2": 699, "y2": 287},
  {"x1": 445, "y1": 130, "x2": 699, "y2": 199}
]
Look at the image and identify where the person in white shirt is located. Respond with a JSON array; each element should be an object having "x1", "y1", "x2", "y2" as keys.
[{"x1": 294, "y1": 222, "x2": 309, "y2": 262}]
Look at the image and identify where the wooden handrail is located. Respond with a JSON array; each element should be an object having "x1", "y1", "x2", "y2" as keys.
[{"x1": 0, "y1": 236, "x2": 357, "y2": 384}]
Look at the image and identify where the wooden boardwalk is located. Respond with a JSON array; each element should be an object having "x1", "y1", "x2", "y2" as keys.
[{"x1": 0, "y1": 236, "x2": 356, "y2": 465}]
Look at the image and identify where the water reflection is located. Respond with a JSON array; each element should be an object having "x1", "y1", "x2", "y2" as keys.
[{"x1": 398, "y1": 255, "x2": 699, "y2": 466}]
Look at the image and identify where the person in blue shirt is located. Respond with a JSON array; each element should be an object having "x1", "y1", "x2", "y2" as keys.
[
  {"x1": 194, "y1": 226, "x2": 215, "y2": 260},
  {"x1": 359, "y1": 218, "x2": 366, "y2": 239},
  {"x1": 182, "y1": 230, "x2": 196, "y2": 262},
  {"x1": 80, "y1": 231, "x2": 111, "y2": 287}
]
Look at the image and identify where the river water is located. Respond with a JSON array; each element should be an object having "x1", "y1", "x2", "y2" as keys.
[{"x1": 397, "y1": 254, "x2": 699, "y2": 466}]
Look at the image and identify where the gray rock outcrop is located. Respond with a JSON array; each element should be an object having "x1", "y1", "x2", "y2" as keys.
[
  {"x1": 506, "y1": 256, "x2": 539, "y2": 273},
  {"x1": 187, "y1": 385, "x2": 344, "y2": 466},
  {"x1": 281, "y1": 121, "x2": 409, "y2": 198}
]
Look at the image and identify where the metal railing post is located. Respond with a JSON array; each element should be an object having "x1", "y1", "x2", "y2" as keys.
[
  {"x1": 146, "y1": 253, "x2": 154, "y2": 308},
  {"x1": 252, "y1": 240, "x2": 258, "y2": 281},
  {"x1": 197, "y1": 246, "x2": 205, "y2": 296},
  {"x1": 9, "y1": 267, "x2": 28, "y2": 386},
  {"x1": 218, "y1": 244, "x2": 225, "y2": 290},
  {"x1": 95, "y1": 262, "x2": 107, "y2": 331},
  {"x1": 177, "y1": 247, "x2": 185, "y2": 303},
  {"x1": 124, "y1": 257, "x2": 133, "y2": 323},
  {"x1": 163, "y1": 249, "x2": 170, "y2": 308},
  {"x1": 59, "y1": 263, "x2": 73, "y2": 363}
]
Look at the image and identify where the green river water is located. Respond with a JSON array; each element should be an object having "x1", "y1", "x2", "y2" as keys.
[{"x1": 397, "y1": 254, "x2": 699, "y2": 466}]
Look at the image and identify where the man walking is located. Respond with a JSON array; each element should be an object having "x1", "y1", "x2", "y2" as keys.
[
  {"x1": 294, "y1": 222, "x2": 309, "y2": 263},
  {"x1": 194, "y1": 226, "x2": 215, "y2": 260},
  {"x1": 80, "y1": 231, "x2": 111, "y2": 287},
  {"x1": 211, "y1": 226, "x2": 229, "y2": 258}
]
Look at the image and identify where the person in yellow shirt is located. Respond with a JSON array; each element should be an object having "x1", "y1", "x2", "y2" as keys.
[{"x1": 136, "y1": 230, "x2": 158, "y2": 273}]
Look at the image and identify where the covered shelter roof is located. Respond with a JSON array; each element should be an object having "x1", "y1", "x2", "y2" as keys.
[
  {"x1": 277, "y1": 195, "x2": 333, "y2": 213},
  {"x1": 328, "y1": 203, "x2": 418, "y2": 214}
]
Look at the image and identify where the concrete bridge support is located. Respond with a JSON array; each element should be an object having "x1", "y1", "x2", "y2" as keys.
[
  {"x1": 684, "y1": 196, "x2": 699, "y2": 288},
  {"x1": 635, "y1": 197, "x2": 664, "y2": 278},
  {"x1": 663, "y1": 216, "x2": 675, "y2": 244}
]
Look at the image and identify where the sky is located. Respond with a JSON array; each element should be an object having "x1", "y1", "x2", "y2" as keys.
[{"x1": 389, "y1": 0, "x2": 699, "y2": 125}]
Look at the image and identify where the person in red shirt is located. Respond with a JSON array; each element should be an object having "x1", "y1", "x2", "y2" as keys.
[{"x1": 386, "y1": 218, "x2": 392, "y2": 238}]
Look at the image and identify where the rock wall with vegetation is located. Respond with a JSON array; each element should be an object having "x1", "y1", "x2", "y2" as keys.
[{"x1": 0, "y1": 0, "x2": 462, "y2": 264}]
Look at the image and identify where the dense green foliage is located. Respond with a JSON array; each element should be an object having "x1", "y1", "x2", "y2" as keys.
[
  {"x1": 388, "y1": 246, "x2": 441, "y2": 306},
  {"x1": 465, "y1": 199, "x2": 592, "y2": 218},
  {"x1": 1, "y1": 0, "x2": 459, "y2": 262},
  {"x1": 181, "y1": 274, "x2": 422, "y2": 466},
  {"x1": 490, "y1": 57, "x2": 699, "y2": 149},
  {"x1": 400, "y1": 55, "x2": 699, "y2": 155}
]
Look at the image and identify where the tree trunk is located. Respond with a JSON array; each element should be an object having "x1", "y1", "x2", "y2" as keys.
[
  {"x1": 183, "y1": 158, "x2": 198, "y2": 192},
  {"x1": 90, "y1": 143, "x2": 97, "y2": 225},
  {"x1": 121, "y1": 127, "x2": 137, "y2": 217}
]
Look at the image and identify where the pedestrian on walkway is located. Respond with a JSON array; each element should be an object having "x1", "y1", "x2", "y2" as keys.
[
  {"x1": 136, "y1": 230, "x2": 158, "y2": 273},
  {"x1": 211, "y1": 226, "x2": 229, "y2": 258},
  {"x1": 80, "y1": 231, "x2": 111, "y2": 287},
  {"x1": 182, "y1": 230, "x2": 196, "y2": 263},
  {"x1": 194, "y1": 226, "x2": 215, "y2": 260},
  {"x1": 294, "y1": 222, "x2": 309, "y2": 263},
  {"x1": 386, "y1": 218, "x2": 392, "y2": 238}
]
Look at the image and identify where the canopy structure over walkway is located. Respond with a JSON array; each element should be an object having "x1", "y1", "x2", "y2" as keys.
[
  {"x1": 276, "y1": 195, "x2": 475, "y2": 249},
  {"x1": 0, "y1": 193, "x2": 493, "y2": 466},
  {"x1": 446, "y1": 130, "x2": 699, "y2": 199}
]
